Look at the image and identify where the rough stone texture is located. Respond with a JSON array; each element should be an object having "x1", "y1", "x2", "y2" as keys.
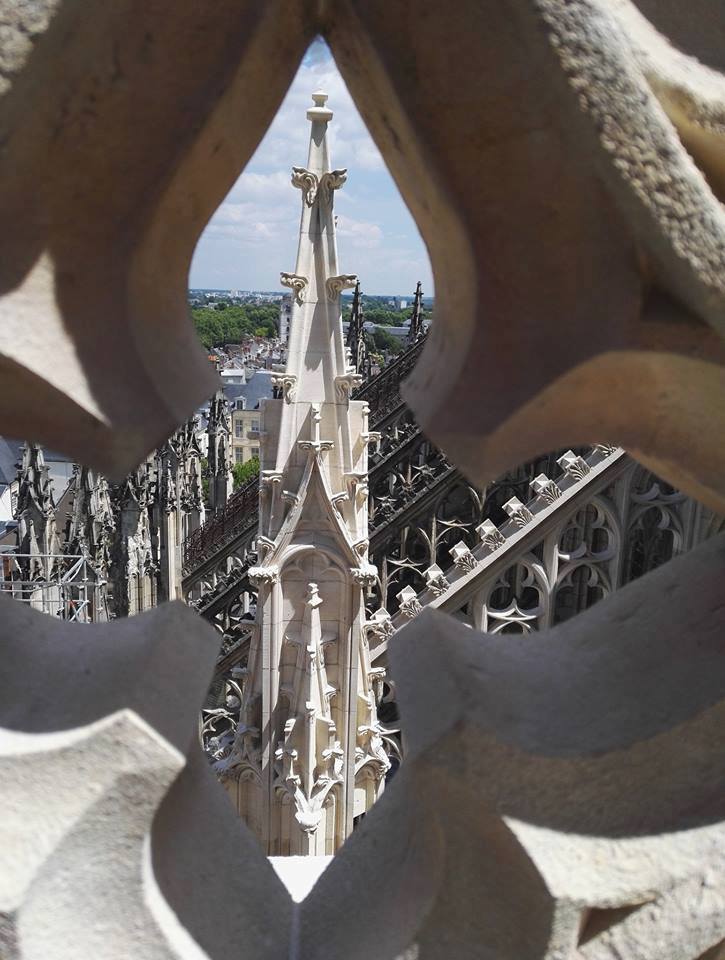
[
  {"x1": 0, "y1": 0, "x2": 314, "y2": 477},
  {"x1": 1, "y1": 1, "x2": 725, "y2": 958},
  {"x1": 389, "y1": 532, "x2": 725, "y2": 960},
  {"x1": 322, "y1": 0, "x2": 725, "y2": 513}
]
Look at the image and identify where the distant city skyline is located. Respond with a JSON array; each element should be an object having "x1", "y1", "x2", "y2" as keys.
[{"x1": 189, "y1": 40, "x2": 434, "y2": 297}]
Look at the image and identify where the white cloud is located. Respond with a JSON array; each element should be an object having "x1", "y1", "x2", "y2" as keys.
[
  {"x1": 336, "y1": 215, "x2": 383, "y2": 250},
  {"x1": 191, "y1": 39, "x2": 432, "y2": 294}
]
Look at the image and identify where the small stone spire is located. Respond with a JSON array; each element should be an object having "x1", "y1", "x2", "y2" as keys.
[
  {"x1": 227, "y1": 92, "x2": 385, "y2": 856},
  {"x1": 347, "y1": 278, "x2": 369, "y2": 378},
  {"x1": 407, "y1": 280, "x2": 425, "y2": 345}
]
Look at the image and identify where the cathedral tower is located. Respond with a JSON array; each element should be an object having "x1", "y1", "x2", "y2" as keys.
[{"x1": 222, "y1": 92, "x2": 388, "y2": 855}]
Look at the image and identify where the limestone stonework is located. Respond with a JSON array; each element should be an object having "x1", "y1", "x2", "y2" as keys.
[
  {"x1": 2, "y1": 3, "x2": 725, "y2": 959},
  {"x1": 215, "y1": 93, "x2": 387, "y2": 855}
]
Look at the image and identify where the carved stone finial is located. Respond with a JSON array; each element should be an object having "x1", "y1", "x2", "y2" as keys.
[{"x1": 307, "y1": 89, "x2": 333, "y2": 122}]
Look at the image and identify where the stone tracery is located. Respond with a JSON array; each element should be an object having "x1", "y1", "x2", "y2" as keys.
[{"x1": 2, "y1": 3, "x2": 725, "y2": 958}]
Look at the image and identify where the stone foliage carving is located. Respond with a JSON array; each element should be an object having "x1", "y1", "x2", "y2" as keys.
[
  {"x1": 270, "y1": 374, "x2": 297, "y2": 403},
  {"x1": 279, "y1": 273, "x2": 307, "y2": 306},
  {"x1": 326, "y1": 274, "x2": 357, "y2": 301},
  {"x1": 291, "y1": 166, "x2": 318, "y2": 206}
]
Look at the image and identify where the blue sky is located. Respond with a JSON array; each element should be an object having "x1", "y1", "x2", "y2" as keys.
[{"x1": 189, "y1": 40, "x2": 433, "y2": 297}]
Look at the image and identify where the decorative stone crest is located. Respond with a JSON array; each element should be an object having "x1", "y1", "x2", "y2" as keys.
[
  {"x1": 248, "y1": 565, "x2": 280, "y2": 586},
  {"x1": 594, "y1": 443, "x2": 618, "y2": 457},
  {"x1": 335, "y1": 372, "x2": 363, "y2": 401},
  {"x1": 364, "y1": 607, "x2": 396, "y2": 642},
  {"x1": 280, "y1": 272, "x2": 307, "y2": 305},
  {"x1": 351, "y1": 564, "x2": 378, "y2": 588}
]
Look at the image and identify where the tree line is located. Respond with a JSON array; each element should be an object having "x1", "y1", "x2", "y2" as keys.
[{"x1": 191, "y1": 303, "x2": 279, "y2": 349}]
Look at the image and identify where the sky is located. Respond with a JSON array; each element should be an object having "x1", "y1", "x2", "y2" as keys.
[{"x1": 189, "y1": 40, "x2": 434, "y2": 297}]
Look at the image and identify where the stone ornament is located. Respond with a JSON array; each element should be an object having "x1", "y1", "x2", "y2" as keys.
[
  {"x1": 291, "y1": 166, "x2": 319, "y2": 206},
  {"x1": 424, "y1": 564, "x2": 450, "y2": 597},
  {"x1": 530, "y1": 473, "x2": 563, "y2": 505},
  {"x1": 557, "y1": 450, "x2": 592, "y2": 482},
  {"x1": 319, "y1": 169, "x2": 348, "y2": 205},
  {"x1": 326, "y1": 275, "x2": 358, "y2": 301},
  {"x1": 477, "y1": 519, "x2": 506, "y2": 551},
  {"x1": 334, "y1": 373, "x2": 363, "y2": 402},
  {"x1": 449, "y1": 540, "x2": 477, "y2": 572},
  {"x1": 502, "y1": 495, "x2": 535, "y2": 528},
  {"x1": 279, "y1": 273, "x2": 307, "y2": 306},
  {"x1": 270, "y1": 374, "x2": 297, "y2": 403},
  {"x1": 1, "y1": 2, "x2": 725, "y2": 958},
  {"x1": 247, "y1": 565, "x2": 280, "y2": 587},
  {"x1": 397, "y1": 584, "x2": 423, "y2": 619}
]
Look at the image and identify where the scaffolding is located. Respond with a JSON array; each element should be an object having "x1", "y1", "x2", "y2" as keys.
[{"x1": 0, "y1": 552, "x2": 108, "y2": 622}]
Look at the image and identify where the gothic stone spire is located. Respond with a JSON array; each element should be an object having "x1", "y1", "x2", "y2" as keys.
[{"x1": 228, "y1": 92, "x2": 384, "y2": 856}]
